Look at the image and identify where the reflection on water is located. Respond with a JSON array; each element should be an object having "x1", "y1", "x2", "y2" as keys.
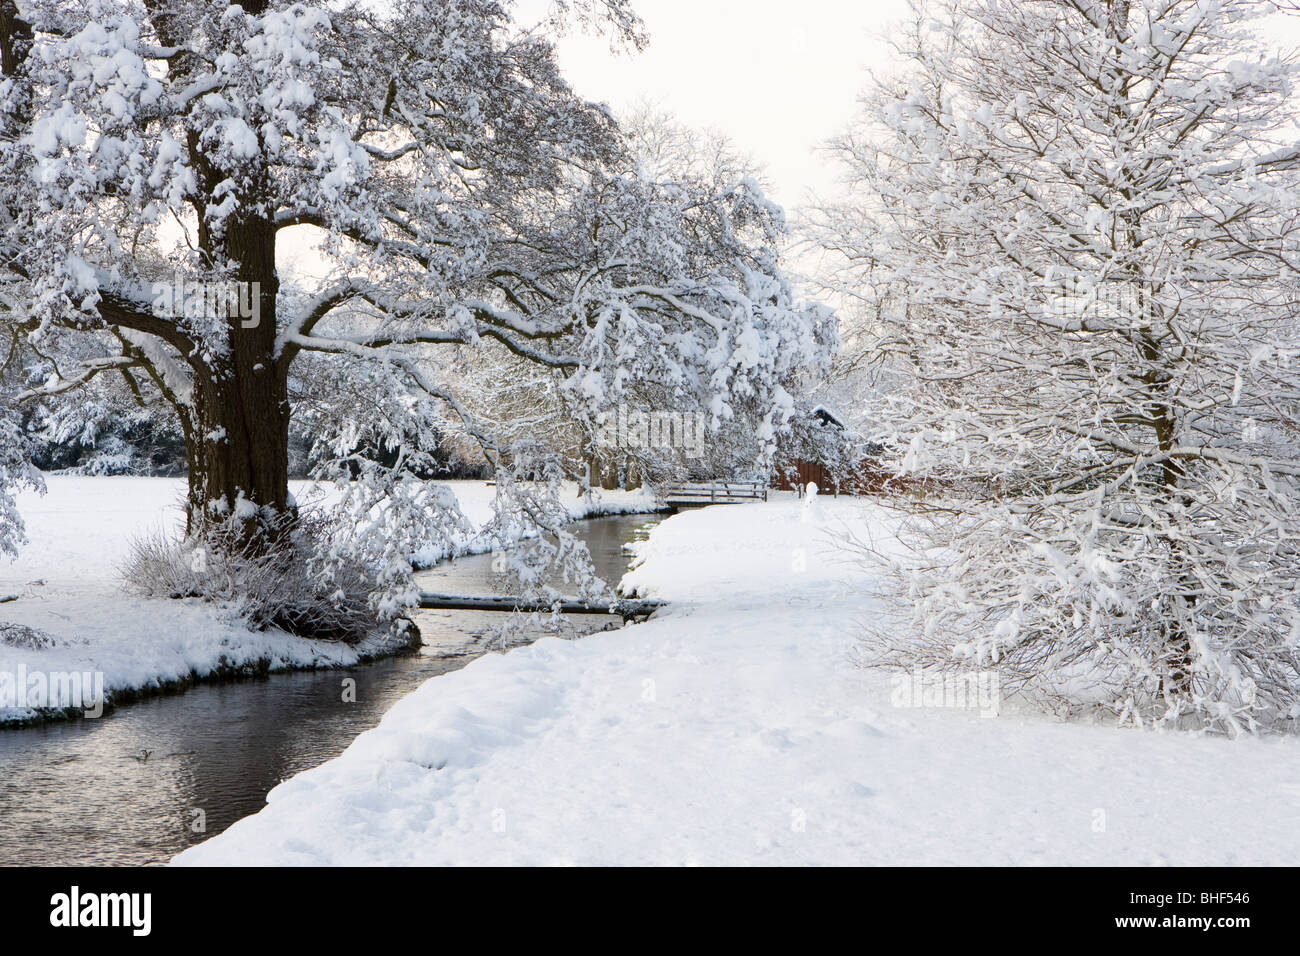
[{"x1": 0, "y1": 514, "x2": 658, "y2": 866}]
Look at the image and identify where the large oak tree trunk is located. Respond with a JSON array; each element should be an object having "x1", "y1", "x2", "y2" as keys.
[
  {"x1": 184, "y1": 214, "x2": 292, "y2": 542},
  {"x1": 0, "y1": 1, "x2": 30, "y2": 79}
]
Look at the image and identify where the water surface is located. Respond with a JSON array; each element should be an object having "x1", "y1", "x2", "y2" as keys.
[{"x1": 0, "y1": 514, "x2": 658, "y2": 866}]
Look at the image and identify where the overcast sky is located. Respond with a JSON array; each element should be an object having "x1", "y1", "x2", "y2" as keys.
[
  {"x1": 534, "y1": 0, "x2": 910, "y2": 207},
  {"x1": 522, "y1": 0, "x2": 1300, "y2": 211}
]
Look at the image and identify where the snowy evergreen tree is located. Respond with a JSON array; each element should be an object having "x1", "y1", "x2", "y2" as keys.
[{"x1": 818, "y1": 0, "x2": 1300, "y2": 732}]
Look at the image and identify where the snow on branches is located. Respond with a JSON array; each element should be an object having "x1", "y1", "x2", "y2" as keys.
[{"x1": 0, "y1": 0, "x2": 834, "y2": 630}]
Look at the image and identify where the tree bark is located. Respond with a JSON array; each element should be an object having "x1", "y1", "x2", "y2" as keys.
[
  {"x1": 184, "y1": 214, "x2": 291, "y2": 542},
  {"x1": 0, "y1": 1, "x2": 31, "y2": 79}
]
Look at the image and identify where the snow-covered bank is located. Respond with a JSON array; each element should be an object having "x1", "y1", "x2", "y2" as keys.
[
  {"x1": 173, "y1": 495, "x2": 1300, "y2": 865},
  {"x1": 0, "y1": 477, "x2": 658, "y2": 724}
]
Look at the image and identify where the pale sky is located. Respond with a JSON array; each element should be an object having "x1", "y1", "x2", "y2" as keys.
[
  {"x1": 527, "y1": 0, "x2": 1300, "y2": 211},
  {"x1": 539, "y1": 0, "x2": 910, "y2": 207},
  {"x1": 288, "y1": 0, "x2": 909, "y2": 280}
]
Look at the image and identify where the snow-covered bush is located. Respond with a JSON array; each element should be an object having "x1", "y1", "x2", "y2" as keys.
[
  {"x1": 0, "y1": 622, "x2": 54, "y2": 650},
  {"x1": 122, "y1": 505, "x2": 414, "y2": 644},
  {"x1": 27, "y1": 403, "x2": 186, "y2": 475},
  {"x1": 818, "y1": 0, "x2": 1300, "y2": 733}
]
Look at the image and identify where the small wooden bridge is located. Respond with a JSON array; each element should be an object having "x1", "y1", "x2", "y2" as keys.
[
  {"x1": 417, "y1": 591, "x2": 664, "y2": 622},
  {"x1": 661, "y1": 480, "x2": 769, "y2": 507}
]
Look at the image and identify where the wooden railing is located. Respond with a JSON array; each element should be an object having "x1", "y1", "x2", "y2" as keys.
[{"x1": 661, "y1": 480, "x2": 768, "y2": 505}]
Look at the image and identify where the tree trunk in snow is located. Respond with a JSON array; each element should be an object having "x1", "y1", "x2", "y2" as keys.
[
  {"x1": 185, "y1": 362, "x2": 291, "y2": 540},
  {"x1": 184, "y1": 214, "x2": 291, "y2": 542},
  {"x1": 0, "y1": 1, "x2": 30, "y2": 79}
]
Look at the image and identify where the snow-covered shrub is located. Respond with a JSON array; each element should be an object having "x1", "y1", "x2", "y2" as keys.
[
  {"x1": 122, "y1": 506, "x2": 413, "y2": 645},
  {"x1": 0, "y1": 622, "x2": 54, "y2": 650}
]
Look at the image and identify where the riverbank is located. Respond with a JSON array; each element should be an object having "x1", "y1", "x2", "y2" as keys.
[
  {"x1": 0, "y1": 477, "x2": 658, "y2": 725},
  {"x1": 175, "y1": 494, "x2": 1300, "y2": 866}
]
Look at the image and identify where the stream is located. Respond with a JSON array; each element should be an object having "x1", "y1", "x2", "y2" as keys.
[{"x1": 0, "y1": 513, "x2": 659, "y2": 866}]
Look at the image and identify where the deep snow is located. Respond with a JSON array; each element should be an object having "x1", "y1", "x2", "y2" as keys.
[
  {"x1": 172, "y1": 494, "x2": 1300, "y2": 865},
  {"x1": 0, "y1": 476, "x2": 657, "y2": 723}
]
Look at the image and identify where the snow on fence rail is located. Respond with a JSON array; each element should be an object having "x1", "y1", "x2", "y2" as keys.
[{"x1": 661, "y1": 480, "x2": 769, "y2": 506}]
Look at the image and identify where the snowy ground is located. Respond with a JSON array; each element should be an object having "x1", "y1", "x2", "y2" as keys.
[
  {"x1": 173, "y1": 493, "x2": 1300, "y2": 865},
  {"x1": 0, "y1": 476, "x2": 657, "y2": 724}
]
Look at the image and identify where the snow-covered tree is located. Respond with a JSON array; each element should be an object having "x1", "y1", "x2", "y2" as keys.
[
  {"x1": 0, "y1": 0, "x2": 41, "y2": 556},
  {"x1": 1, "y1": 0, "x2": 833, "y2": 631},
  {"x1": 818, "y1": 0, "x2": 1300, "y2": 732}
]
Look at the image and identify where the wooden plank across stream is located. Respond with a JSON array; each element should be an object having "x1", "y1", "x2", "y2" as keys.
[{"x1": 417, "y1": 591, "x2": 664, "y2": 621}]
